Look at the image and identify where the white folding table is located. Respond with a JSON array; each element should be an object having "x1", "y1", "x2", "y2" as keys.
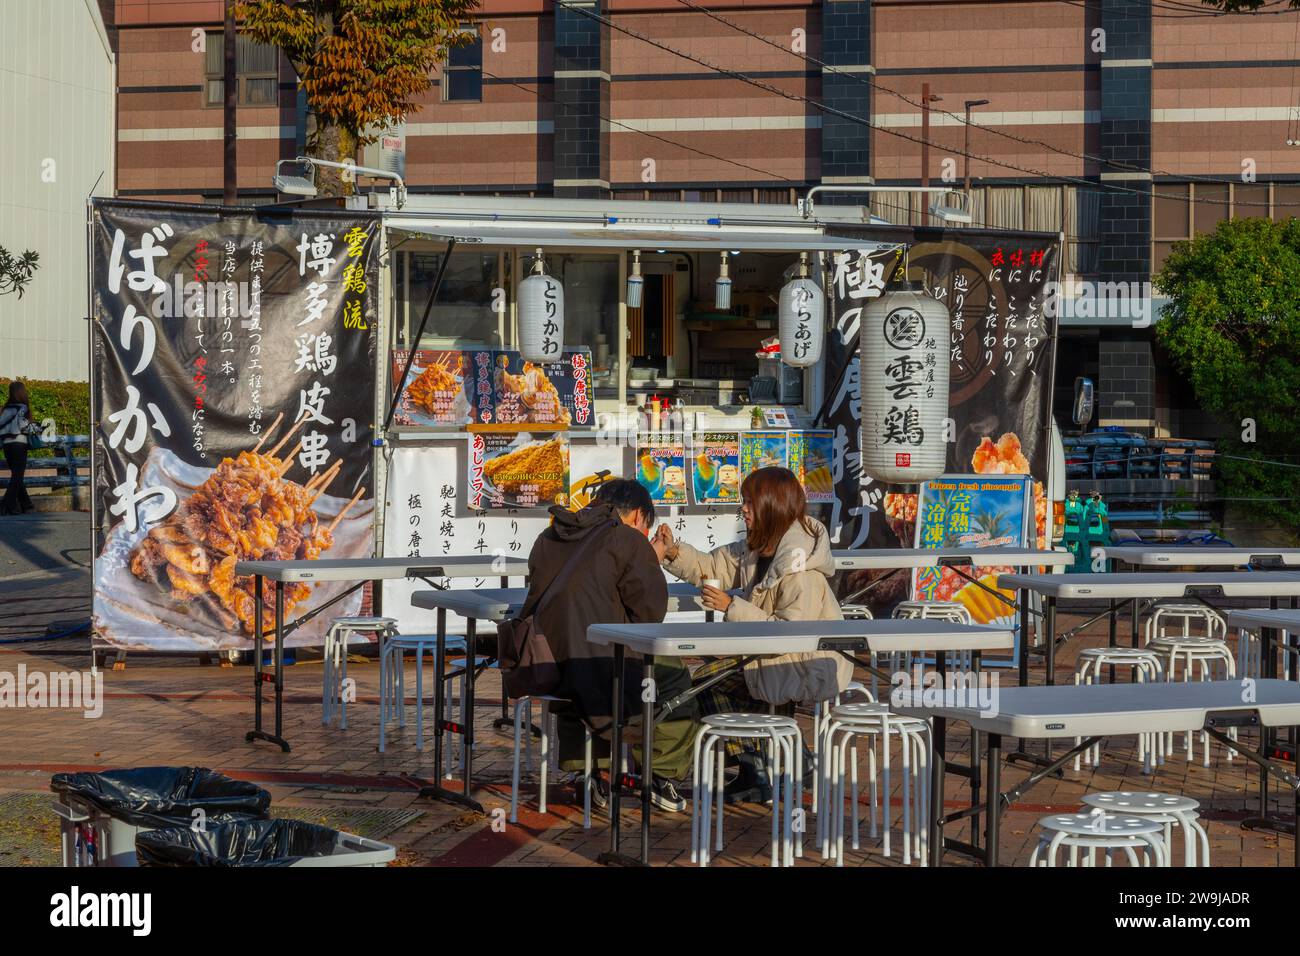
[
  {"x1": 233, "y1": 556, "x2": 529, "y2": 751},
  {"x1": 1104, "y1": 546, "x2": 1300, "y2": 570},
  {"x1": 896, "y1": 679, "x2": 1300, "y2": 866},
  {"x1": 403, "y1": 583, "x2": 713, "y2": 812},
  {"x1": 585, "y1": 617, "x2": 1014, "y2": 866},
  {"x1": 997, "y1": 571, "x2": 1300, "y2": 687},
  {"x1": 832, "y1": 547, "x2": 1071, "y2": 610}
]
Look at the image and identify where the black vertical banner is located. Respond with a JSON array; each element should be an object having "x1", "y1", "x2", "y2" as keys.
[
  {"x1": 90, "y1": 200, "x2": 379, "y2": 651},
  {"x1": 816, "y1": 229, "x2": 1060, "y2": 606}
]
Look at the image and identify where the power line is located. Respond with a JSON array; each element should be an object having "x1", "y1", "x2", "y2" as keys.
[
  {"x1": 671, "y1": 0, "x2": 1298, "y2": 205},
  {"x1": 575, "y1": 3, "x2": 1290, "y2": 210}
]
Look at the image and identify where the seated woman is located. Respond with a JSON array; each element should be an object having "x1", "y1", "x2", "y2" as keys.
[{"x1": 654, "y1": 465, "x2": 851, "y2": 803}]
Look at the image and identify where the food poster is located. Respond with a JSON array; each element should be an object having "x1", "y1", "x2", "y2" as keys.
[
  {"x1": 384, "y1": 442, "x2": 742, "y2": 635},
  {"x1": 691, "y1": 431, "x2": 741, "y2": 506},
  {"x1": 789, "y1": 430, "x2": 835, "y2": 503},
  {"x1": 813, "y1": 234, "x2": 1059, "y2": 608},
  {"x1": 389, "y1": 349, "x2": 472, "y2": 426},
  {"x1": 468, "y1": 431, "x2": 571, "y2": 511},
  {"x1": 637, "y1": 432, "x2": 688, "y2": 504},
  {"x1": 474, "y1": 349, "x2": 594, "y2": 428},
  {"x1": 911, "y1": 474, "x2": 1032, "y2": 628},
  {"x1": 740, "y1": 430, "x2": 789, "y2": 476},
  {"x1": 90, "y1": 199, "x2": 378, "y2": 650}
]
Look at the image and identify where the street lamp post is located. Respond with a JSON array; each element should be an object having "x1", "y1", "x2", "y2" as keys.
[{"x1": 964, "y1": 99, "x2": 990, "y2": 194}]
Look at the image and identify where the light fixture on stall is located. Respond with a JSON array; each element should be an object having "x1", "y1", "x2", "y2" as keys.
[
  {"x1": 778, "y1": 253, "x2": 824, "y2": 367},
  {"x1": 859, "y1": 282, "x2": 951, "y2": 484},
  {"x1": 715, "y1": 252, "x2": 732, "y2": 310},
  {"x1": 518, "y1": 247, "x2": 564, "y2": 363},
  {"x1": 627, "y1": 249, "x2": 644, "y2": 309}
]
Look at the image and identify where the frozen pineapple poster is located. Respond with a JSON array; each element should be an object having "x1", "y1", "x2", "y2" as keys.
[
  {"x1": 788, "y1": 430, "x2": 835, "y2": 503},
  {"x1": 911, "y1": 475, "x2": 1032, "y2": 631},
  {"x1": 637, "y1": 432, "x2": 687, "y2": 504},
  {"x1": 691, "y1": 432, "x2": 741, "y2": 505}
]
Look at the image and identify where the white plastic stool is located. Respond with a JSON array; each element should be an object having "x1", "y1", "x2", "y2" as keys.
[
  {"x1": 1146, "y1": 635, "x2": 1237, "y2": 765},
  {"x1": 817, "y1": 702, "x2": 931, "y2": 867},
  {"x1": 1144, "y1": 602, "x2": 1227, "y2": 642},
  {"x1": 1029, "y1": 811, "x2": 1169, "y2": 867},
  {"x1": 891, "y1": 601, "x2": 975, "y2": 671},
  {"x1": 323, "y1": 616, "x2": 397, "y2": 729},
  {"x1": 1081, "y1": 792, "x2": 1210, "y2": 867},
  {"x1": 1236, "y1": 627, "x2": 1263, "y2": 679},
  {"x1": 690, "y1": 713, "x2": 803, "y2": 867},
  {"x1": 1072, "y1": 647, "x2": 1165, "y2": 773},
  {"x1": 509, "y1": 695, "x2": 595, "y2": 827},
  {"x1": 379, "y1": 634, "x2": 486, "y2": 755},
  {"x1": 811, "y1": 682, "x2": 874, "y2": 806}
]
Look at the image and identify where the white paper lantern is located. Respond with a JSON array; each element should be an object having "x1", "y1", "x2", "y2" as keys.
[
  {"x1": 778, "y1": 276, "x2": 824, "y2": 366},
  {"x1": 859, "y1": 285, "x2": 951, "y2": 484},
  {"x1": 518, "y1": 255, "x2": 564, "y2": 363}
]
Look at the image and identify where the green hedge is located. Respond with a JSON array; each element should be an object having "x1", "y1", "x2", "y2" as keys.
[{"x1": 0, "y1": 379, "x2": 90, "y2": 455}]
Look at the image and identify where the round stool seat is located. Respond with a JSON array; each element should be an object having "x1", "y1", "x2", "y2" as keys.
[
  {"x1": 1038, "y1": 812, "x2": 1162, "y2": 839},
  {"x1": 1148, "y1": 635, "x2": 1229, "y2": 648},
  {"x1": 840, "y1": 603, "x2": 874, "y2": 620},
  {"x1": 1079, "y1": 646, "x2": 1161, "y2": 660},
  {"x1": 894, "y1": 600, "x2": 970, "y2": 621},
  {"x1": 828, "y1": 701, "x2": 890, "y2": 720},
  {"x1": 331, "y1": 615, "x2": 398, "y2": 628},
  {"x1": 1082, "y1": 791, "x2": 1198, "y2": 816},
  {"x1": 702, "y1": 713, "x2": 800, "y2": 733}
]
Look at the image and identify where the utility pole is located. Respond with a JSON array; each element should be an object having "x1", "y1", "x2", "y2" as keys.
[
  {"x1": 964, "y1": 99, "x2": 990, "y2": 193},
  {"x1": 223, "y1": 0, "x2": 237, "y2": 205}
]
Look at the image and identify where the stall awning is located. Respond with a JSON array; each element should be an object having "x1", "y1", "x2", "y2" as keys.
[{"x1": 386, "y1": 217, "x2": 902, "y2": 252}]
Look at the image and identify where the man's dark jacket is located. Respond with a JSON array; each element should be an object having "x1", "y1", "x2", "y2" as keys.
[{"x1": 525, "y1": 501, "x2": 685, "y2": 727}]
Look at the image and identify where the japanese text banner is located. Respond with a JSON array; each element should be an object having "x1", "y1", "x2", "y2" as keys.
[{"x1": 90, "y1": 200, "x2": 378, "y2": 651}]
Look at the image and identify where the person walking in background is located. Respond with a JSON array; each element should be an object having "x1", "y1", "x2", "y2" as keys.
[
  {"x1": 0, "y1": 381, "x2": 39, "y2": 515},
  {"x1": 655, "y1": 466, "x2": 850, "y2": 803}
]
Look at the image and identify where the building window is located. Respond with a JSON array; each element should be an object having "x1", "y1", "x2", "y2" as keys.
[
  {"x1": 204, "y1": 34, "x2": 279, "y2": 107},
  {"x1": 443, "y1": 30, "x2": 483, "y2": 102}
]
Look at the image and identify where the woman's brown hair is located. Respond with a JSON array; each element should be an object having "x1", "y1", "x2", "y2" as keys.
[{"x1": 741, "y1": 466, "x2": 817, "y2": 555}]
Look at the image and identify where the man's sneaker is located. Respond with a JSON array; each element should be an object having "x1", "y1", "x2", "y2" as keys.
[
  {"x1": 650, "y1": 777, "x2": 687, "y2": 813},
  {"x1": 568, "y1": 773, "x2": 609, "y2": 810}
]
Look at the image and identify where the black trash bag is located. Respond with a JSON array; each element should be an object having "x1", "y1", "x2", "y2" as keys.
[
  {"x1": 50, "y1": 767, "x2": 271, "y2": 829},
  {"x1": 135, "y1": 818, "x2": 341, "y2": 867}
]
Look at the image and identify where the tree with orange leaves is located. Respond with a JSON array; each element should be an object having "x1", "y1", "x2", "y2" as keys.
[{"x1": 238, "y1": 0, "x2": 479, "y2": 196}]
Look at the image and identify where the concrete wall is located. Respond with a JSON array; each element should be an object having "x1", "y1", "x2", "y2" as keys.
[{"x1": 0, "y1": 0, "x2": 115, "y2": 382}]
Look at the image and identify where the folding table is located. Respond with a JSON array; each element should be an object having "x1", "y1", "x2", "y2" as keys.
[
  {"x1": 1224, "y1": 608, "x2": 1300, "y2": 841},
  {"x1": 833, "y1": 547, "x2": 1072, "y2": 607},
  {"x1": 233, "y1": 556, "x2": 528, "y2": 752},
  {"x1": 1104, "y1": 547, "x2": 1300, "y2": 570},
  {"x1": 585, "y1": 617, "x2": 1014, "y2": 866},
  {"x1": 407, "y1": 582, "x2": 707, "y2": 812},
  {"x1": 896, "y1": 679, "x2": 1300, "y2": 866}
]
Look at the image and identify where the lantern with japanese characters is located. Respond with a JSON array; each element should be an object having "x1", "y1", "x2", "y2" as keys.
[
  {"x1": 859, "y1": 284, "x2": 951, "y2": 484},
  {"x1": 778, "y1": 255, "x2": 824, "y2": 367},
  {"x1": 518, "y1": 249, "x2": 564, "y2": 363}
]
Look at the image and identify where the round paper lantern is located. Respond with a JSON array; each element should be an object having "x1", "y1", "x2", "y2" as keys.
[
  {"x1": 778, "y1": 276, "x2": 825, "y2": 367},
  {"x1": 518, "y1": 253, "x2": 564, "y2": 363},
  {"x1": 859, "y1": 285, "x2": 951, "y2": 484}
]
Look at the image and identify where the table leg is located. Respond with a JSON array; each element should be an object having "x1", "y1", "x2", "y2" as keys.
[
  {"x1": 640, "y1": 654, "x2": 656, "y2": 865},
  {"x1": 599, "y1": 643, "x2": 628, "y2": 865},
  {"x1": 930, "y1": 715, "x2": 946, "y2": 867},
  {"x1": 274, "y1": 583, "x2": 284, "y2": 742},
  {"x1": 417, "y1": 608, "x2": 483, "y2": 812},
  {"x1": 493, "y1": 573, "x2": 512, "y2": 731},
  {"x1": 1044, "y1": 596, "x2": 1057, "y2": 686},
  {"x1": 253, "y1": 575, "x2": 263, "y2": 732},
  {"x1": 986, "y1": 733, "x2": 1002, "y2": 867},
  {"x1": 1018, "y1": 588, "x2": 1030, "y2": 688},
  {"x1": 463, "y1": 617, "x2": 477, "y2": 800},
  {"x1": 246, "y1": 578, "x2": 290, "y2": 751},
  {"x1": 1130, "y1": 596, "x2": 1140, "y2": 649},
  {"x1": 1108, "y1": 599, "x2": 1117, "y2": 684}
]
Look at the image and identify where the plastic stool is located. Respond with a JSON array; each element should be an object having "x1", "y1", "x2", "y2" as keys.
[
  {"x1": 1081, "y1": 792, "x2": 1210, "y2": 867},
  {"x1": 1030, "y1": 812, "x2": 1169, "y2": 867},
  {"x1": 323, "y1": 616, "x2": 397, "y2": 729},
  {"x1": 690, "y1": 714, "x2": 803, "y2": 867},
  {"x1": 1072, "y1": 647, "x2": 1165, "y2": 773},
  {"x1": 510, "y1": 695, "x2": 595, "y2": 827}
]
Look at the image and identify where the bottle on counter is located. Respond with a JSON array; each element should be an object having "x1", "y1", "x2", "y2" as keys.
[{"x1": 668, "y1": 399, "x2": 685, "y2": 435}]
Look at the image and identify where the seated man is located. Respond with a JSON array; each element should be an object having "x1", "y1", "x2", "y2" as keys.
[{"x1": 524, "y1": 479, "x2": 698, "y2": 811}]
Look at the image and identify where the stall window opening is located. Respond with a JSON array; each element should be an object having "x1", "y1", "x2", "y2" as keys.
[{"x1": 397, "y1": 249, "x2": 511, "y2": 348}]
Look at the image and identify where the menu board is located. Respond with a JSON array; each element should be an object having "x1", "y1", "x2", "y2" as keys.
[
  {"x1": 740, "y1": 430, "x2": 789, "y2": 475},
  {"x1": 392, "y1": 347, "x2": 593, "y2": 429},
  {"x1": 390, "y1": 349, "x2": 472, "y2": 427},
  {"x1": 468, "y1": 431, "x2": 571, "y2": 510},
  {"x1": 691, "y1": 431, "x2": 741, "y2": 505},
  {"x1": 788, "y1": 429, "x2": 835, "y2": 504},
  {"x1": 636, "y1": 432, "x2": 687, "y2": 504},
  {"x1": 911, "y1": 474, "x2": 1032, "y2": 626}
]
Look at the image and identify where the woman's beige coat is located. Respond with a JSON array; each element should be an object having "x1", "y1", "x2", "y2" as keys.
[{"x1": 664, "y1": 517, "x2": 852, "y2": 704}]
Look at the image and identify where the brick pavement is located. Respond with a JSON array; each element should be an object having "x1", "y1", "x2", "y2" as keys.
[{"x1": 0, "y1": 607, "x2": 1295, "y2": 868}]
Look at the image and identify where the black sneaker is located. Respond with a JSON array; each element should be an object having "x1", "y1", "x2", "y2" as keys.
[{"x1": 650, "y1": 777, "x2": 687, "y2": 813}]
